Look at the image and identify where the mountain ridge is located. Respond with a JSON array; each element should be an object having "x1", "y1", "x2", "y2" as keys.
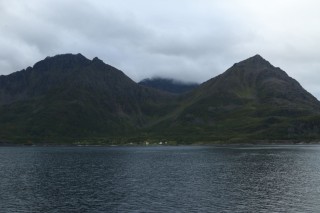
[{"x1": 0, "y1": 53, "x2": 320, "y2": 144}]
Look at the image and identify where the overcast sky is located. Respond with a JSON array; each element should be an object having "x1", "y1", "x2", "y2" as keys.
[{"x1": 1, "y1": 0, "x2": 320, "y2": 98}]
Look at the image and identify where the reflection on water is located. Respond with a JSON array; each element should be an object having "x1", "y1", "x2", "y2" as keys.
[{"x1": 0, "y1": 145, "x2": 320, "y2": 212}]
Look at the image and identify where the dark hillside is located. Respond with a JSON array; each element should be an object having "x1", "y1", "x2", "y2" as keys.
[
  {"x1": 151, "y1": 55, "x2": 320, "y2": 143},
  {"x1": 0, "y1": 54, "x2": 176, "y2": 142}
]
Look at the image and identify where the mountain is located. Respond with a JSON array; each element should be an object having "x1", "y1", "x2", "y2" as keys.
[
  {"x1": 0, "y1": 54, "x2": 177, "y2": 143},
  {"x1": 139, "y1": 78, "x2": 199, "y2": 94},
  {"x1": 0, "y1": 53, "x2": 320, "y2": 144},
  {"x1": 151, "y1": 55, "x2": 320, "y2": 143}
]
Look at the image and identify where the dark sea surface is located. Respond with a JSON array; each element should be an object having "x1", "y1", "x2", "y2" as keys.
[{"x1": 1, "y1": 145, "x2": 320, "y2": 212}]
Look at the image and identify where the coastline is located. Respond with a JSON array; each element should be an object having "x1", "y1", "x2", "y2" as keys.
[{"x1": 1, "y1": 139, "x2": 320, "y2": 147}]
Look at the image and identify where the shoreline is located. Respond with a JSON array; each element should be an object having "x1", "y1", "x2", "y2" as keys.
[{"x1": 1, "y1": 140, "x2": 320, "y2": 147}]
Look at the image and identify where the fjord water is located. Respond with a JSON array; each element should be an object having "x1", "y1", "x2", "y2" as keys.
[{"x1": 1, "y1": 146, "x2": 320, "y2": 212}]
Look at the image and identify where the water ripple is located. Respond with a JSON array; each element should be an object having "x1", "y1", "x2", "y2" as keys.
[{"x1": 0, "y1": 145, "x2": 320, "y2": 212}]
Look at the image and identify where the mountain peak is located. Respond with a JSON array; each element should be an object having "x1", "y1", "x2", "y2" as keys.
[
  {"x1": 205, "y1": 54, "x2": 319, "y2": 109},
  {"x1": 33, "y1": 53, "x2": 90, "y2": 71},
  {"x1": 252, "y1": 54, "x2": 263, "y2": 59},
  {"x1": 250, "y1": 54, "x2": 269, "y2": 62},
  {"x1": 92, "y1": 57, "x2": 104, "y2": 63},
  {"x1": 235, "y1": 54, "x2": 272, "y2": 68},
  {"x1": 43, "y1": 53, "x2": 88, "y2": 61}
]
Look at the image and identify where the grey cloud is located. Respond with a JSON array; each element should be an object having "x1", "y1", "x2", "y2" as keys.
[{"x1": 0, "y1": 0, "x2": 320, "y2": 99}]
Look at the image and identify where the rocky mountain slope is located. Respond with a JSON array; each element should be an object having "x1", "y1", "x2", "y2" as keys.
[
  {"x1": 153, "y1": 55, "x2": 320, "y2": 142},
  {"x1": 0, "y1": 54, "x2": 177, "y2": 143}
]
